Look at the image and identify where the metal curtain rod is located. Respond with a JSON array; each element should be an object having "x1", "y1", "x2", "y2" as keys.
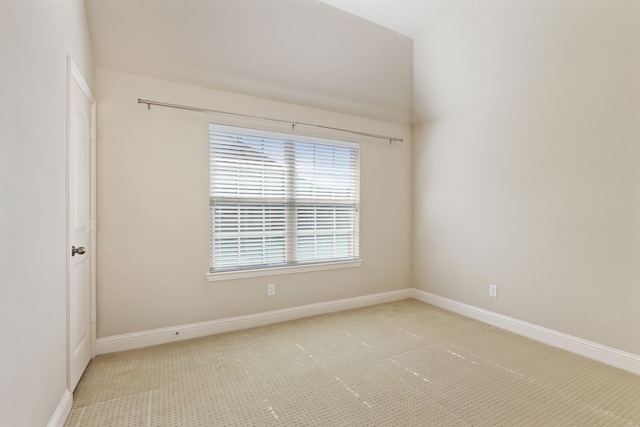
[{"x1": 137, "y1": 99, "x2": 403, "y2": 143}]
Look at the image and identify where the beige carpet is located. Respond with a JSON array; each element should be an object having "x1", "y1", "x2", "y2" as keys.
[{"x1": 66, "y1": 299, "x2": 640, "y2": 426}]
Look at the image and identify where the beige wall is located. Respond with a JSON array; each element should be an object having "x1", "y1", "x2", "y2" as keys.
[
  {"x1": 0, "y1": 0, "x2": 93, "y2": 425},
  {"x1": 413, "y1": 1, "x2": 640, "y2": 355},
  {"x1": 85, "y1": 0, "x2": 414, "y2": 125},
  {"x1": 95, "y1": 68, "x2": 412, "y2": 338}
]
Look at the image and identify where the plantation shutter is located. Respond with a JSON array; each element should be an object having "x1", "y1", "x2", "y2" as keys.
[{"x1": 209, "y1": 124, "x2": 359, "y2": 273}]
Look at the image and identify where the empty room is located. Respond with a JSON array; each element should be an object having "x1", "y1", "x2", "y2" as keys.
[{"x1": 2, "y1": 0, "x2": 640, "y2": 426}]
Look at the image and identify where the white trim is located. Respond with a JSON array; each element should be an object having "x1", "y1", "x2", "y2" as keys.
[
  {"x1": 68, "y1": 59, "x2": 93, "y2": 101},
  {"x1": 207, "y1": 259, "x2": 362, "y2": 281},
  {"x1": 95, "y1": 287, "x2": 640, "y2": 375},
  {"x1": 46, "y1": 389, "x2": 73, "y2": 427},
  {"x1": 90, "y1": 99, "x2": 97, "y2": 360},
  {"x1": 96, "y1": 288, "x2": 411, "y2": 354},
  {"x1": 411, "y1": 289, "x2": 640, "y2": 376},
  {"x1": 210, "y1": 123, "x2": 361, "y2": 149}
]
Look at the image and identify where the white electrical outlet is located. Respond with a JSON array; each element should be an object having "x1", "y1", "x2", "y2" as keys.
[
  {"x1": 267, "y1": 283, "x2": 276, "y2": 296},
  {"x1": 489, "y1": 284, "x2": 497, "y2": 298}
]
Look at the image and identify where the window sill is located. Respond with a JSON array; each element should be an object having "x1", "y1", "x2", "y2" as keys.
[{"x1": 207, "y1": 259, "x2": 363, "y2": 282}]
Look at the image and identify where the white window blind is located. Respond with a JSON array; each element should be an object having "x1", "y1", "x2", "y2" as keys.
[{"x1": 209, "y1": 124, "x2": 360, "y2": 274}]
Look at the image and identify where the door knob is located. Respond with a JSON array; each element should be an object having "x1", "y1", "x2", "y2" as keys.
[{"x1": 71, "y1": 246, "x2": 86, "y2": 256}]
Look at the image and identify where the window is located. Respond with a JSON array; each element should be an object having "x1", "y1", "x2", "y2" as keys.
[{"x1": 208, "y1": 124, "x2": 360, "y2": 280}]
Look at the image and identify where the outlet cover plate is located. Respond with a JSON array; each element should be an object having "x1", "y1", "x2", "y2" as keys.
[{"x1": 489, "y1": 284, "x2": 497, "y2": 298}]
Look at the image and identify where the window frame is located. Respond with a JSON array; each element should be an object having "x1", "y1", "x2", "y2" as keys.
[{"x1": 207, "y1": 124, "x2": 362, "y2": 281}]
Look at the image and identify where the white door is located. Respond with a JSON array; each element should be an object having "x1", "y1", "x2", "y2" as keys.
[{"x1": 68, "y1": 58, "x2": 96, "y2": 391}]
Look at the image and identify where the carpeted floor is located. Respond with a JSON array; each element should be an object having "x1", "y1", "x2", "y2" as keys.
[{"x1": 65, "y1": 299, "x2": 640, "y2": 426}]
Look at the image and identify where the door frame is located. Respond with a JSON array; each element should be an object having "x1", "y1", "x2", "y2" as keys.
[{"x1": 66, "y1": 56, "x2": 96, "y2": 390}]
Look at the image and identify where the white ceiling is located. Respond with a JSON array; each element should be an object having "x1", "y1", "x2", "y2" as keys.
[
  {"x1": 85, "y1": 0, "x2": 414, "y2": 124},
  {"x1": 315, "y1": 0, "x2": 467, "y2": 38}
]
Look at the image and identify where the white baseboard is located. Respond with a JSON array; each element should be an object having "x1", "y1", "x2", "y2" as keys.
[
  {"x1": 47, "y1": 389, "x2": 72, "y2": 427},
  {"x1": 411, "y1": 289, "x2": 640, "y2": 376},
  {"x1": 95, "y1": 287, "x2": 640, "y2": 376},
  {"x1": 96, "y1": 288, "x2": 412, "y2": 355}
]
